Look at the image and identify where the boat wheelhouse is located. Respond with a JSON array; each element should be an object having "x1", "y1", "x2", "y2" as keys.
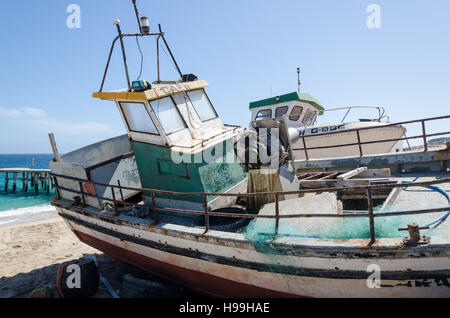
[
  {"x1": 250, "y1": 91, "x2": 325, "y2": 128},
  {"x1": 92, "y1": 80, "x2": 247, "y2": 217}
]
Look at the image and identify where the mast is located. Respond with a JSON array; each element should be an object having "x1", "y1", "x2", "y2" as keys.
[
  {"x1": 297, "y1": 67, "x2": 301, "y2": 92},
  {"x1": 98, "y1": 0, "x2": 184, "y2": 92},
  {"x1": 132, "y1": 0, "x2": 143, "y2": 34}
]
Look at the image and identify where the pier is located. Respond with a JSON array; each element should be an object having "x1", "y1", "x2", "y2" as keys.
[{"x1": 0, "y1": 168, "x2": 54, "y2": 194}]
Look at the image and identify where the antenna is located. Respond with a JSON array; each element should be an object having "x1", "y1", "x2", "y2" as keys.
[
  {"x1": 98, "y1": 3, "x2": 184, "y2": 91},
  {"x1": 132, "y1": 0, "x2": 143, "y2": 34},
  {"x1": 297, "y1": 67, "x2": 301, "y2": 92}
]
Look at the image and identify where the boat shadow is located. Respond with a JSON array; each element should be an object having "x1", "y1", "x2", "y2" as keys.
[{"x1": 0, "y1": 253, "x2": 202, "y2": 298}]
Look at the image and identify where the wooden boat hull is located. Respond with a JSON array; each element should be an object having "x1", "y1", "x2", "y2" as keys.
[{"x1": 58, "y1": 207, "x2": 450, "y2": 298}]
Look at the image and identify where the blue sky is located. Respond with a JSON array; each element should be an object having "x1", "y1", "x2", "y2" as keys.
[{"x1": 0, "y1": 0, "x2": 449, "y2": 153}]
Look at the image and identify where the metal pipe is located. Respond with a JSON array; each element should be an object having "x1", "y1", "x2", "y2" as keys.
[
  {"x1": 292, "y1": 130, "x2": 450, "y2": 152},
  {"x1": 100, "y1": 36, "x2": 120, "y2": 92},
  {"x1": 50, "y1": 172, "x2": 450, "y2": 198},
  {"x1": 151, "y1": 192, "x2": 158, "y2": 225},
  {"x1": 293, "y1": 114, "x2": 450, "y2": 140},
  {"x1": 78, "y1": 181, "x2": 86, "y2": 206},
  {"x1": 203, "y1": 195, "x2": 209, "y2": 233},
  {"x1": 158, "y1": 24, "x2": 183, "y2": 78},
  {"x1": 367, "y1": 187, "x2": 376, "y2": 246},
  {"x1": 99, "y1": 32, "x2": 168, "y2": 92},
  {"x1": 131, "y1": 0, "x2": 142, "y2": 34},
  {"x1": 53, "y1": 183, "x2": 450, "y2": 219},
  {"x1": 117, "y1": 179, "x2": 124, "y2": 201},
  {"x1": 341, "y1": 108, "x2": 352, "y2": 123},
  {"x1": 115, "y1": 22, "x2": 131, "y2": 90},
  {"x1": 54, "y1": 177, "x2": 61, "y2": 200},
  {"x1": 156, "y1": 35, "x2": 161, "y2": 83},
  {"x1": 302, "y1": 136, "x2": 309, "y2": 161},
  {"x1": 52, "y1": 181, "x2": 450, "y2": 224},
  {"x1": 356, "y1": 130, "x2": 363, "y2": 157},
  {"x1": 275, "y1": 194, "x2": 280, "y2": 235},
  {"x1": 422, "y1": 120, "x2": 428, "y2": 152},
  {"x1": 111, "y1": 185, "x2": 118, "y2": 215}
]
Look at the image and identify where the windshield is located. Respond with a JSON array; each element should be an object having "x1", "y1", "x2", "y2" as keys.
[
  {"x1": 186, "y1": 89, "x2": 218, "y2": 121},
  {"x1": 149, "y1": 97, "x2": 186, "y2": 134}
]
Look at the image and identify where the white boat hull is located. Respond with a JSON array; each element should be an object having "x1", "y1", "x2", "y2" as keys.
[
  {"x1": 292, "y1": 123, "x2": 406, "y2": 160},
  {"x1": 57, "y1": 207, "x2": 450, "y2": 298}
]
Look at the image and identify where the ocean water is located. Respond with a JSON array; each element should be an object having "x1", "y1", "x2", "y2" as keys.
[{"x1": 0, "y1": 154, "x2": 56, "y2": 224}]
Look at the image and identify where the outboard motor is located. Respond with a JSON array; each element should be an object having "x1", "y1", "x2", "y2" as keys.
[
  {"x1": 234, "y1": 118, "x2": 294, "y2": 171},
  {"x1": 234, "y1": 117, "x2": 300, "y2": 211}
]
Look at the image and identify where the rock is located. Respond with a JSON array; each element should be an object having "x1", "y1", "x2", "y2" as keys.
[{"x1": 29, "y1": 285, "x2": 53, "y2": 298}]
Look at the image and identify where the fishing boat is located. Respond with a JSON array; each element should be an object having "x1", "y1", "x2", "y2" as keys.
[
  {"x1": 249, "y1": 90, "x2": 406, "y2": 160},
  {"x1": 49, "y1": 2, "x2": 450, "y2": 297}
]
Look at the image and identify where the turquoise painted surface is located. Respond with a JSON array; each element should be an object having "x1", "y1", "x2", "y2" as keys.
[{"x1": 132, "y1": 139, "x2": 247, "y2": 204}]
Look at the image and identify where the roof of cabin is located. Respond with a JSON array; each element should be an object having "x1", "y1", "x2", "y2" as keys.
[
  {"x1": 92, "y1": 80, "x2": 209, "y2": 102},
  {"x1": 249, "y1": 92, "x2": 324, "y2": 114}
]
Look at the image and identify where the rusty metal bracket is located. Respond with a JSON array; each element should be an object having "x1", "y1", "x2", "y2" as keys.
[{"x1": 399, "y1": 223, "x2": 430, "y2": 247}]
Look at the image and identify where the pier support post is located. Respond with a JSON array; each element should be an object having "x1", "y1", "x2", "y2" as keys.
[
  {"x1": 12, "y1": 172, "x2": 17, "y2": 192},
  {"x1": 34, "y1": 173, "x2": 39, "y2": 193},
  {"x1": 24, "y1": 172, "x2": 29, "y2": 192},
  {"x1": 46, "y1": 173, "x2": 50, "y2": 194},
  {"x1": 4, "y1": 172, "x2": 8, "y2": 192},
  {"x1": 1, "y1": 169, "x2": 50, "y2": 193}
]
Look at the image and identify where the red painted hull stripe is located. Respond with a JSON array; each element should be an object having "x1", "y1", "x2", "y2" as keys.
[{"x1": 74, "y1": 229, "x2": 299, "y2": 298}]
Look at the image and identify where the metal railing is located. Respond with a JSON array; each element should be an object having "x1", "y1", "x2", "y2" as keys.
[
  {"x1": 51, "y1": 172, "x2": 450, "y2": 247},
  {"x1": 293, "y1": 114, "x2": 450, "y2": 161},
  {"x1": 320, "y1": 105, "x2": 387, "y2": 123}
]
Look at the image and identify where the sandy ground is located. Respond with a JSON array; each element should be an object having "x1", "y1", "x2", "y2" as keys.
[
  {"x1": 0, "y1": 213, "x2": 197, "y2": 298},
  {"x1": 0, "y1": 216, "x2": 99, "y2": 278},
  {"x1": 0, "y1": 214, "x2": 121, "y2": 298}
]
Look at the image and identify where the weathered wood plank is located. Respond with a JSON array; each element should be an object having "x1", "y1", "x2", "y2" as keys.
[
  {"x1": 48, "y1": 133, "x2": 61, "y2": 161},
  {"x1": 336, "y1": 167, "x2": 368, "y2": 181},
  {"x1": 358, "y1": 168, "x2": 391, "y2": 178}
]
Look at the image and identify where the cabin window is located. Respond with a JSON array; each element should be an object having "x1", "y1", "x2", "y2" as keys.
[
  {"x1": 255, "y1": 109, "x2": 272, "y2": 120},
  {"x1": 289, "y1": 106, "x2": 303, "y2": 121},
  {"x1": 119, "y1": 102, "x2": 159, "y2": 134},
  {"x1": 302, "y1": 110, "x2": 316, "y2": 125},
  {"x1": 186, "y1": 89, "x2": 218, "y2": 122},
  {"x1": 275, "y1": 106, "x2": 289, "y2": 118},
  {"x1": 149, "y1": 97, "x2": 187, "y2": 134},
  {"x1": 172, "y1": 93, "x2": 201, "y2": 124}
]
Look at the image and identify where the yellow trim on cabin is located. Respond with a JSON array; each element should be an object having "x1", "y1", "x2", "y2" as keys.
[{"x1": 93, "y1": 80, "x2": 210, "y2": 101}]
